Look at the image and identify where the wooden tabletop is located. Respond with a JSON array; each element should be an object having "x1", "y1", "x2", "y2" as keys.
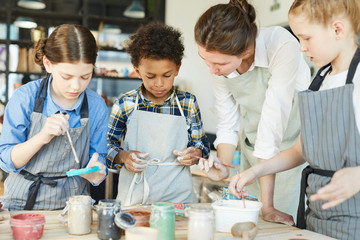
[{"x1": 0, "y1": 209, "x2": 336, "y2": 240}]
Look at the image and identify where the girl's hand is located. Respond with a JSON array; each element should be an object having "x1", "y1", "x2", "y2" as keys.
[
  {"x1": 262, "y1": 206, "x2": 294, "y2": 226},
  {"x1": 198, "y1": 155, "x2": 229, "y2": 181},
  {"x1": 228, "y1": 167, "x2": 258, "y2": 198},
  {"x1": 310, "y1": 166, "x2": 360, "y2": 209},
  {"x1": 120, "y1": 151, "x2": 149, "y2": 173},
  {"x1": 173, "y1": 146, "x2": 202, "y2": 166},
  {"x1": 39, "y1": 113, "x2": 69, "y2": 144},
  {"x1": 80, "y1": 153, "x2": 107, "y2": 185}
]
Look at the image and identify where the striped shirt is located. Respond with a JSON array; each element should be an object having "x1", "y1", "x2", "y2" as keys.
[{"x1": 106, "y1": 85, "x2": 210, "y2": 170}]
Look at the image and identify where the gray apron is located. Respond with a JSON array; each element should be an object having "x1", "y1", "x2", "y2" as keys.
[
  {"x1": 3, "y1": 76, "x2": 90, "y2": 210},
  {"x1": 297, "y1": 48, "x2": 360, "y2": 240},
  {"x1": 116, "y1": 93, "x2": 192, "y2": 206},
  {"x1": 224, "y1": 67, "x2": 304, "y2": 219}
]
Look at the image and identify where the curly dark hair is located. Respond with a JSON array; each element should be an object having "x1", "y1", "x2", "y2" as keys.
[{"x1": 126, "y1": 22, "x2": 184, "y2": 67}]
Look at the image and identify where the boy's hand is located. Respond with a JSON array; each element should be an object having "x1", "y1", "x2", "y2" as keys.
[
  {"x1": 120, "y1": 151, "x2": 149, "y2": 173},
  {"x1": 198, "y1": 155, "x2": 229, "y2": 181},
  {"x1": 39, "y1": 113, "x2": 69, "y2": 144},
  {"x1": 173, "y1": 146, "x2": 201, "y2": 166},
  {"x1": 80, "y1": 153, "x2": 107, "y2": 185},
  {"x1": 310, "y1": 166, "x2": 360, "y2": 209}
]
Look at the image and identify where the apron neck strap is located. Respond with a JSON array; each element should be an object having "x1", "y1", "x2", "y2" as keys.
[
  {"x1": 308, "y1": 64, "x2": 332, "y2": 91},
  {"x1": 135, "y1": 92, "x2": 185, "y2": 117},
  {"x1": 33, "y1": 75, "x2": 50, "y2": 113},
  {"x1": 33, "y1": 74, "x2": 89, "y2": 118},
  {"x1": 308, "y1": 48, "x2": 360, "y2": 91},
  {"x1": 346, "y1": 48, "x2": 360, "y2": 84}
]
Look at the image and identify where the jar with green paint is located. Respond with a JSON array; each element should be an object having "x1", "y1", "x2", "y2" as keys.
[{"x1": 150, "y1": 202, "x2": 175, "y2": 240}]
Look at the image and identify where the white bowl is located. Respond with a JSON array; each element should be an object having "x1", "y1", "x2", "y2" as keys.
[{"x1": 212, "y1": 200, "x2": 262, "y2": 232}]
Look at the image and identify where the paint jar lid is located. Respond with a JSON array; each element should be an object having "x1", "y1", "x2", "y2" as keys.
[{"x1": 114, "y1": 212, "x2": 136, "y2": 230}]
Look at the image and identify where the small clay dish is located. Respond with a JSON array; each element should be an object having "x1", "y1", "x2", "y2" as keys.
[
  {"x1": 10, "y1": 213, "x2": 46, "y2": 240},
  {"x1": 231, "y1": 222, "x2": 258, "y2": 240}
]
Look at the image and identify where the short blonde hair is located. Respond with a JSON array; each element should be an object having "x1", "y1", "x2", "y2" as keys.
[{"x1": 289, "y1": 0, "x2": 360, "y2": 35}]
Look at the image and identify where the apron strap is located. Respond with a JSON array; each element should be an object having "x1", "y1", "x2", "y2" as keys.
[
  {"x1": 296, "y1": 165, "x2": 335, "y2": 229},
  {"x1": 308, "y1": 48, "x2": 360, "y2": 91},
  {"x1": 124, "y1": 158, "x2": 182, "y2": 206},
  {"x1": 308, "y1": 64, "x2": 332, "y2": 91},
  {"x1": 345, "y1": 48, "x2": 360, "y2": 84},
  {"x1": 20, "y1": 169, "x2": 66, "y2": 210},
  {"x1": 34, "y1": 75, "x2": 50, "y2": 113},
  {"x1": 175, "y1": 95, "x2": 184, "y2": 117}
]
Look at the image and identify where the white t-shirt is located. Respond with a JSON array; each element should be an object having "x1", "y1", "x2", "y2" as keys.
[
  {"x1": 213, "y1": 26, "x2": 311, "y2": 159},
  {"x1": 320, "y1": 64, "x2": 360, "y2": 132}
]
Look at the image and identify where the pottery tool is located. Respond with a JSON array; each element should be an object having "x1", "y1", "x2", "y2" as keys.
[
  {"x1": 66, "y1": 130, "x2": 80, "y2": 164},
  {"x1": 237, "y1": 172, "x2": 246, "y2": 208},
  {"x1": 66, "y1": 166, "x2": 100, "y2": 177},
  {"x1": 191, "y1": 155, "x2": 235, "y2": 168}
]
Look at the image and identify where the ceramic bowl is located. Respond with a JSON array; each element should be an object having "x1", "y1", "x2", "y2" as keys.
[
  {"x1": 212, "y1": 200, "x2": 262, "y2": 232},
  {"x1": 10, "y1": 213, "x2": 45, "y2": 240}
]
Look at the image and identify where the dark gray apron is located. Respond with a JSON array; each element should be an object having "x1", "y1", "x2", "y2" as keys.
[
  {"x1": 3, "y1": 76, "x2": 90, "y2": 210},
  {"x1": 297, "y1": 48, "x2": 360, "y2": 240}
]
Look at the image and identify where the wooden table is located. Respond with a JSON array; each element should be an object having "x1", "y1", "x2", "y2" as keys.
[{"x1": 0, "y1": 208, "x2": 336, "y2": 240}]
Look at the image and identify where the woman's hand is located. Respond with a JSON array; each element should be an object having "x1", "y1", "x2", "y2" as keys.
[
  {"x1": 262, "y1": 206, "x2": 295, "y2": 226},
  {"x1": 39, "y1": 113, "x2": 69, "y2": 144},
  {"x1": 310, "y1": 166, "x2": 360, "y2": 209},
  {"x1": 173, "y1": 146, "x2": 202, "y2": 166},
  {"x1": 228, "y1": 167, "x2": 258, "y2": 198},
  {"x1": 80, "y1": 153, "x2": 107, "y2": 185},
  {"x1": 198, "y1": 155, "x2": 229, "y2": 181},
  {"x1": 118, "y1": 150, "x2": 149, "y2": 173}
]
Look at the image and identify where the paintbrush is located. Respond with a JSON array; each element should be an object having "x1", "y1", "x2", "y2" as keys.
[
  {"x1": 190, "y1": 155, "x2": 235, "y2": 168},
  {"x1": 66, "y1": 130, "x2": 80, "y2": 164},
  {"x1": 237, "y1": 171, "x2": 246, "y2": 208}
]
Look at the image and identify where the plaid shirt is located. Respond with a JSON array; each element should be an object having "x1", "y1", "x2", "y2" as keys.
[{"x1": 106, "y1": 85, "x2": 210, "y2": 170}]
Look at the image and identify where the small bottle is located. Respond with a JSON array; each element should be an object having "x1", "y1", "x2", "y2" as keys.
[
  {"x1": 230, "y1": 150, "x2": 241, "y2": 177},
  {"x1": 187, "y1": 204, "x2": 214, "y2": 240}
]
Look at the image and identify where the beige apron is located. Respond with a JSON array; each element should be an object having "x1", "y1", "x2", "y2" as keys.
[
  {"x1": 116, "y1": 93, "x2": 193, "y2": 206},
  {"x1": 224, "y1": 67, "x2": 305, "y2": 219}
]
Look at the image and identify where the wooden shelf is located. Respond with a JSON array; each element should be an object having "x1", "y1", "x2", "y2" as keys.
[
  {"x1": 11, "y1": 8, "x2": 82, "y2": 21},
  {"x1": 87, "y1": 14, "x2": 149, "y2": 26},
  {"x1": 0, "y1": 39, "x2": 34, "y2": 48},
  {"x1": 0, "y1": 70, "x2": 44, "y2": 76},
  {"x1": 99, "y1": 46, "x2": 126, "y2": 52}
]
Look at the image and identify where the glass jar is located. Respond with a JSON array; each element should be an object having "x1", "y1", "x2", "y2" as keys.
[
  {"x1": 187, "y1": 204, "x2": 215, "y2": 240},
  {"x1": 97, "y1": 199, "x2": 122, "y2": 240},
  {"x1": 150, "y1": 202, "x2": 175, "y2": 240},
  {"x1": 67, "y1": 195, "x2": 92, "y2": 235}
]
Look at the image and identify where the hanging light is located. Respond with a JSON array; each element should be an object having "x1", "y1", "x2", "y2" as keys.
[
  {"x1": 14, "y1": 17, "x2": 38, "y2": 29},
  {"x1": 17, "y1": 0, "x2": 46, "y2": 10},
  {"x1": 123, "y1": 0, "x2": 145, "y2": 19}
]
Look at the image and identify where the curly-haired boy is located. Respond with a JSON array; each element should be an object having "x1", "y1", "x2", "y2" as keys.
[{"x1": 106, "y1": 22, "x2": 210, "y2": 205}]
